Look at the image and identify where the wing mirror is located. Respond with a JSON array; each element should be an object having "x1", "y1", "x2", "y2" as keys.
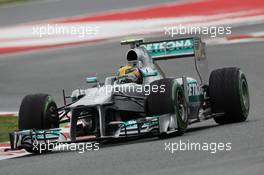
[
  {"x1": 142, "y1": 69, "x2": 158, "y2": 77},
  {"x1": 86, "y1": 76, "x2": 98, "y2": 83}
]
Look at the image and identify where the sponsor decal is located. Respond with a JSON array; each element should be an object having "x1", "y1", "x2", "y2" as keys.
[
  {"x1": 188, "y1": 83, "x2": 202, "y2": 96},
  {"x1": 140, "y1": 39, "x2": 194, "y2": 58}
]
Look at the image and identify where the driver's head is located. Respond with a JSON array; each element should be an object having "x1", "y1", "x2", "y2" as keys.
[{"x1": 117, "y1": 65, "x2": 142, "y2": 84}]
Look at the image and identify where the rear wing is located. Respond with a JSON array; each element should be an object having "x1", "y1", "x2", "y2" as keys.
[
  {"x1": 139, "y1": 37, "x2": 206, "y2": 61},
  {"x1": 141, "y1": 37, "x2": 208, "y2": 85}
]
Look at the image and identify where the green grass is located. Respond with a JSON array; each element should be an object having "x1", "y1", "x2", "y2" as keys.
[
  {"x1": 0, "y1": 0, "x2": 29, "y2": 5},
  {"x1": 0, "y1": 116, "x2": 17, "y2": 142}
]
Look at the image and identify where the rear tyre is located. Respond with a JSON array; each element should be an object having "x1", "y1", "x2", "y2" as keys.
[
  {"x1": 209, "y1": 67, "x2": 250, "y2": 124},
  {"x1": 147, "y1": 78, "x2": 188, "y2": 136}
]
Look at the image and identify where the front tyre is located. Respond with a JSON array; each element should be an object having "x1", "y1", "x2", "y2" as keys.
[
  {"x1": 209, "y1": 67, "x2": 250, "y2": 124},
  {"x1": 19, "y1": 94, "x2": 59, "y2": 130},
  {"x1": 19, "y1": 94, "x2": 59, "y2": 154},
  {"x1": 147, "y1": 78, "x2": 188, "y2": 136},
  {"x1": 173, "y1": 83, "x2": 188, "y2": 135}
]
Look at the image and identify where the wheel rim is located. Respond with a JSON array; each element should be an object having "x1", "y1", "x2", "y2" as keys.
[
  {"x1": 240, "y1": 77, "x2": 250, "y2": 114},
  {"x1": 177, "y1": 90, "x2": 187, "y2": 122},
  {"x1": 47, "y1": 105, "x2": 58, "y2": 128}
]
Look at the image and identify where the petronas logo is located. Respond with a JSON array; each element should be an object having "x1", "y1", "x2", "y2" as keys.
[{"x1": 141, "y1": 39, "x2": 193, "y2": 52}]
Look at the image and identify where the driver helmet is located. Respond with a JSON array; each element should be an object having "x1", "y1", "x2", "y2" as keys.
[{"x1": 117, "y1": 65, "x2": 142, "y2": 84}]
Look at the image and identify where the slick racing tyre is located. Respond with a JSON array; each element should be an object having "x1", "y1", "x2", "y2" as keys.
[
  {"x1": 147, "y1": 78, "x2": 188, "y2": 136},
  {"x1": 209, "y1": 67, "x2": 250, "y2": 124},
  {"x1": 19, "y1": 94, "x2": 59, "y2": 130}
]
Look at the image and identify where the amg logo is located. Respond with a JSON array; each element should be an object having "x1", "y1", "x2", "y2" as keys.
[{"x1": 141, "y1": 39, "x2": 193, "y2": 52}]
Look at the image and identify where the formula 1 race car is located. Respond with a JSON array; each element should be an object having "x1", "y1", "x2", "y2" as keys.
[{"x1": 9, "y1": 37, "x2": 250, "y2": 153}]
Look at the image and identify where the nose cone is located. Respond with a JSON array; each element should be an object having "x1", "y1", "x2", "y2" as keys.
[{"x1": 70, "y1": 86, "x2": 112, "y2": 107}]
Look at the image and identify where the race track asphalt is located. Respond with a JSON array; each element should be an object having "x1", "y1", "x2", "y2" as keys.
[{"x1": 0, "y1": 1, "x2": 264, "y2": 175}]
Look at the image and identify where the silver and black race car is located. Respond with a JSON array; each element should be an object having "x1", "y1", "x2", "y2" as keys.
[{"x1": 9, "y1": 36, "x2": 250, "y2": 153}]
